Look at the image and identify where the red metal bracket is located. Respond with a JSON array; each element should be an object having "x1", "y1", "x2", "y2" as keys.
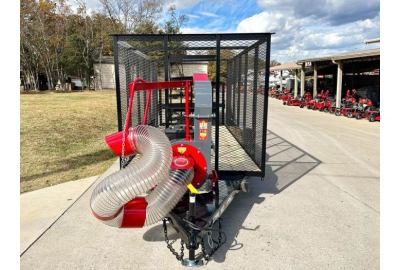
[{"x1": 127, "y1": 79, "x2": 191, "y2": 140}]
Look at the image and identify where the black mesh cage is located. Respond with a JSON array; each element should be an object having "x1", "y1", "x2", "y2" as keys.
[{"x1": 112, "y1": 33, "x2": 272, "y2": 177}]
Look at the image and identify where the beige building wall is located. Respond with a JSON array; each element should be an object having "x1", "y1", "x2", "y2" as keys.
[
  {"x1": 170, "y1": 63, "x2": 208, "y2": 78},
  {"x1": 94, "y1": 63, "x2": 116, "y2": 90}
]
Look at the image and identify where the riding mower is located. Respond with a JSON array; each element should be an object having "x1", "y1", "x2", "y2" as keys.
[
  {"x1": 285, "y1": 92, "x2": 305, "y2": 106},
  {"x1": 348, "y1": 98, "x2": 372, "y2": 118},
  {"x1": 282, "y1": 91, "x2": 294, "y2": 105},
  {"x1": 299, "y1": 92, "x2": 313, "y2": 108},
  {"x1": 322, "y1": 96, "x2": 336, "y2": 113},
  {"x1": 335, "y1": 89, "x2": 357, "y2": 116},
  {"x1": 367, "y1": 107, "x2": 380, "y2": 122},
  {"x1": 314, "y1": 90, "x2": 331, "y2": 111},
  {"x1": 278, "y1": 88, "x2": 291, "y2": 100},
  {"x1": 306, "y1": 90, "x2": 326, "y2": 110}
]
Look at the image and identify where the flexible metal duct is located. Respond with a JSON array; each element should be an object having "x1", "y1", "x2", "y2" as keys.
[{"x1": 90, "y1": 125, "x2": 193, "y2": 228}]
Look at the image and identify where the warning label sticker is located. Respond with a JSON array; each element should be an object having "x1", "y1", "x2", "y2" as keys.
[
  {"x1": 178, "y1": 147, "x2": 187, "y2": 154},
  {"x1": 199, "y1": 119, "x2": 208, "y2": 140}
]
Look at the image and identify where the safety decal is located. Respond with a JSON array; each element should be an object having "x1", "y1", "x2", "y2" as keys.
[
  {"x1": 178, "y1": 147, "x2": 187, "y2": 154},
  {"x1": 199, "y1": 119, "x2": 208, "y2": 140}
]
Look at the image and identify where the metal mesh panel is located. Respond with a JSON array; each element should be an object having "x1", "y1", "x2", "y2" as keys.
[
  {"x1": 113, "y1": 34, "x2": 271, "y2": 175},
  {"x1": 225, "y1": 41, "x2": 268, "y2": 170},
  {"x1": 117, "y1": 42, "x2": 163, "y2": 129}
]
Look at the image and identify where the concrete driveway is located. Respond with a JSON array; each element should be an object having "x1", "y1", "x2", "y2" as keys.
[{"x1": 20, "y1": 97, "x2": 380, "y2": 270}]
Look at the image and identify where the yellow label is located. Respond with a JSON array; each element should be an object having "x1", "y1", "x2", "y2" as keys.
[{"x1": 178, "y1": 147, "x2": 186, "y2": 154}]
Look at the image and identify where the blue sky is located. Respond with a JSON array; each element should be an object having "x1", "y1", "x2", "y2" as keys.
[{"x1": 73, "y1": 0, "x2": 380, "y2": 64}]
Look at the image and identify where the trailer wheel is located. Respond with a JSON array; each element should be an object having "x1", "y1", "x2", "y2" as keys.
[
  {"x1": 356, "y1": 113, "x2": 362, "y2": 120},
  {"x1": 369, "y1": 115, "x2": 376, "y2": 122}
]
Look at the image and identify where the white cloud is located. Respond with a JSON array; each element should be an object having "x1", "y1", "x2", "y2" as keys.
[
  {"x1": 257, "y1": 0, "x2": 293, "y2": 8},
  {"x1": 236, "y1": 8, "x2": 379, "y2": 64},
  {"x1": 257, "y1": 0, "x2": 379, "y2": 26},
  {"x1": 356, "y1": 14, "x2": 380, "y2": 30},
  {"x1": 198, "y1": 11, "x2": 219, "y2": 18},
  {"x1": 67, "y1": 0, "x2": 101, "y2": 14},
  {"x1": 181, "y1": 27, "x2": 211, "y2": 34},
  {"x1": 187, "y1": 14, "x2": 201, "y2": 19},
  {"x1": 165, "y1": 0, "x2": 230, "y2": 10}
]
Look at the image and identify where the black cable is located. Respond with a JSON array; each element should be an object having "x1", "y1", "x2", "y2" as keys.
[{"x1": 181, "y1": 218, "x2": 227, "y2": 245}]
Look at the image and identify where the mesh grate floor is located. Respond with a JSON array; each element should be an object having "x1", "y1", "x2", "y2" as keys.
[{"x1": 212, "y1": 126, "x2": 260, "y2": 172}]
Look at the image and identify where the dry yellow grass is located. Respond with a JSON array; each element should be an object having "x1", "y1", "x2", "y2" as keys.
[{"x1": 20, "y1": 90, "x2": 119, "y2": 193}]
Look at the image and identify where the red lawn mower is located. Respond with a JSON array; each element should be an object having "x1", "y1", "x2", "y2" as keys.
[
  {"x1": 363, "y1": 106, "x2": 380, "y2": 122},
  {"x1": 282, "y1": 90, "x2": 294, "y2": 105},
  {"x1": 306, "y1": 90, "x2": 326, "y2": 110},
  {"x1": 314, "y1": 90, "x2": 330, "y2": 111},
  {"x1": 322, "y1": 96, "x2": 336, "y2": 113},
  {"x1": 285, "y1": 93, "x2": 304, "y2": 106},
  {"x1": 299, "y1": 92, "x2": 313, "y2": 108},
  {"x1": 335, "y1": 89, "x2": 357, "y2": 116},
  {"x1": 278, "y1": 88, "x2": 291, "y2": 100},
  {"x1": 348, "y1": 98, "x2": 372, "y2": 118}
]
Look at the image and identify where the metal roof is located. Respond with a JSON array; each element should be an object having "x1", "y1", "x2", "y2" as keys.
[
  {"x1": 297, "y1": 48, "x2": 380, "y2": 63},
  {"x1": 270, "y1": 61, "x2": 301, "y2": 71}
]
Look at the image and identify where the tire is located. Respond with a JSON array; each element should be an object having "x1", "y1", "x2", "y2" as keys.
[
  {"x1": 369, "y1": 115, "x2": 376, "y2": 122},
  {"x1": 287, "y1": 102, "x2": 290, "y2": 106},
  {"x1": 335, "y1": 110, "x2": 341, "y2": 116},
  {"x1": 283, "y1": 102, "x2": 286, "y2": 105},
  {"x1": 300, "y1": 104, "x2": 304, "y2": 108},
  {"x1": 324, "y1": 108, "x2": 329, "y2": 113},
  {"x1": 312, "y1": 104, "x2": 316, "y2": 110},
  {"x1": 330, "y1": 109, "x2": 335, "y2": 114},
  {"x1": 356, "y1": 113, "x2": 362, "y2": 120},
  {"x1": 319, "y1": 106, "x2": 324, "y2": 112},
  {"x1": 347, "y1": 112, "x2": 353, "y2": 118}
]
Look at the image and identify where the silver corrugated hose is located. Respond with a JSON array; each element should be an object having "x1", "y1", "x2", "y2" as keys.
[
  {"x1": 145, "y1": 168, "x2": 194, "y2": 226},
  {"x1": 90, "y1": 125, "x2": 192, "y2": 227}
]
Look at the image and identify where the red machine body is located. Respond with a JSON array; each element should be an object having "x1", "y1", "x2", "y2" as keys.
[
  {"x1": 365, "y1": 107, "x2": 380, "y2": 122},
  {"x1": 306, "y1": 90, "x2": 325, "y2": 109},
  {"x1": 278, "y1": 88, "x2": 290, "y2": 100},
  {"x1": 314, "y1": 90, "x2": 330, "y2": 110},
  {"x1": 101, "y1": 76, "x2": 216, "y2": 228},
  {"x1": 299, "y1": 92, "x2": 313, "y2": 108}
]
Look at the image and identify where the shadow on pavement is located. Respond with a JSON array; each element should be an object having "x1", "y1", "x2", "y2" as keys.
[{"x1": 143, "y1": 129, "x2": 321, "y2": 264}]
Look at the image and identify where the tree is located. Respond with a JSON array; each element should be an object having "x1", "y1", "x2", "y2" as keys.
[
  {"x1": 270, "y1": 59, "x2": 281, "y2": 67},
  {"x1": 208, "y1": 50, "x2": 235, "y2": 83},
  {"x1": 20, "y1": 0, "x2": 188, "y2": 90},
  {"x1": 99, "y1": 0, "x2": 163, "y2": 34}
]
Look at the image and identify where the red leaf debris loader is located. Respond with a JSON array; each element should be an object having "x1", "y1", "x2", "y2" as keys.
[{"x1": 90, "y1": 33, "x2": 272, "y2": 266}]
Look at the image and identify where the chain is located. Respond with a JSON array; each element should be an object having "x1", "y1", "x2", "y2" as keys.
[
  {"x1": 120, "y1": 111, "x2": 130, "y2": 168},
  {"x1": 200, "y1": 218, "x2": 223, "y2": 262},
  {"x1": 163, "y1": 218, "x2": 185, "y2": 261}
]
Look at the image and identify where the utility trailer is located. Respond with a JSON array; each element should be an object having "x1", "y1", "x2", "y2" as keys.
[{"x1": 90, "y1": 33, "x2": 273, "y2": 266}]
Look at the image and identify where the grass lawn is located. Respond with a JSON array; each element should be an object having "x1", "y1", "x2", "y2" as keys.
[{"x1": 20, "y1": 90, "x2": 119, "y2": 194}]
